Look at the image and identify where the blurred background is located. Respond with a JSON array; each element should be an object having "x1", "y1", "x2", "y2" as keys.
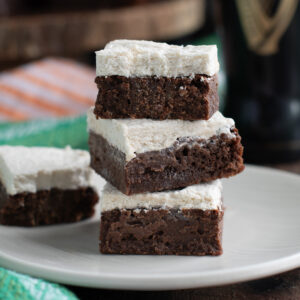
[
  {"x1": 0, "y1": 0, "x2": 299, "y2": 164},
  {"x1": 1, "y1": 1, "x2": 300, "y2": 299}
]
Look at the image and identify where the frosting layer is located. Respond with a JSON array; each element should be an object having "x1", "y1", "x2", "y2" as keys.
[
  {"x1": 87, "y1": 107, "x2": 235, "y2": 161},
  {"x1": 0, "y1": 146, "x2": 95, "y2": 195},
  {"x1": 101, "y1": 180, "x2": 222, "y2": 211},
  {"x1": 96, "y1": 40, "x2": 219, "y2": 77}
]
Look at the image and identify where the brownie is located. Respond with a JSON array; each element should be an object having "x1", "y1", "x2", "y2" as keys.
[
  {"x1": 100, "y1": 208, "x2": 224, "y2": 255},
  {"x1": 94, "y1": 74, "x2": 219, "y2": 120},
  {"x1": 0, "y1": 182, "x2": 99, "y2": 227},
  {"x1": 89, "y1": 128, "x2": 244, "y2": 195}
]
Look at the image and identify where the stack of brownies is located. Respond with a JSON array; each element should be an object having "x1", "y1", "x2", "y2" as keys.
[{"x1": 88, "y1": 40, "x2": 244, "y2": 255}]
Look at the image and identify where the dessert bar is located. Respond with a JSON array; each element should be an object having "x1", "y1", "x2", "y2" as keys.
[
  {"x1": 0, "y1": 146, "x2": 99, "y2": 226},
  {"x1": 94, "y1": 40, "x2": 219, "y2": 120},
  {"x1": 88, "y1": 108, "x2": 244, "y2": 195},
  {"x1": 100, "y1": 180, "x2": 224, "y2": 255}
]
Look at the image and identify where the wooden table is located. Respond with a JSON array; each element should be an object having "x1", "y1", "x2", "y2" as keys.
[
  {"x1": 67, "y1": 161, "x2": 300, "y2": 299},
  {"x1": 0, "y1": 0, "x2": 204, "y2": 64}
]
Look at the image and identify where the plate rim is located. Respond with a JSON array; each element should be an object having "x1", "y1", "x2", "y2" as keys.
[
  {"x1": 1, "y1": 248, "x2": 300, "y2": 290},
  {"x1": 1, "y1": 164, "x2": 300, "y2": 290}
]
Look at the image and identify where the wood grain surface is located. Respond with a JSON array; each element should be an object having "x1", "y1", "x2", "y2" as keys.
[{"x1": 0, "y1": 0, "x2": 204, "y2": 62}]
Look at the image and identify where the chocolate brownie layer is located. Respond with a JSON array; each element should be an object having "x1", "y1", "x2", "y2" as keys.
[
  {"x1": 0, "y1": 182, "x2": 99, "y2": 226},
  {"x1": 100, "y1": 208, "x2": 224, "y2": 255},
  {"x1": 89, "y1": 129, "x2": 244, "y2": 195},
  {"x1": 94, "y1": 74, "x2": 219, "y2": 120}
]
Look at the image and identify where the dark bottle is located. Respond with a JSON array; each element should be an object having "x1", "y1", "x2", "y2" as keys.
[{"x1": 214, "y1": 0, "x2": 300, "y2": 163}]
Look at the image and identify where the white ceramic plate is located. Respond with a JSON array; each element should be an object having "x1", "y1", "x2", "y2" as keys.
[{"x1": 0, "y1": 165, "x2": 300, "y2": 290}]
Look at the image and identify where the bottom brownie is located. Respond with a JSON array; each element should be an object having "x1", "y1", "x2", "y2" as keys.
[
  {"x1": 100, "y1": 208, "x2": 223, "y2": 256},
  {"x1": 0, "y1": 182, "x2": 99, "y2": 227}
]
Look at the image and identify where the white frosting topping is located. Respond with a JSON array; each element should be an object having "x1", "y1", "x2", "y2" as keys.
[
  {"x1": 87, "y1": 107, "x2": 235, "y2": 161},
  {"x1": 0, "y1": 146, "x2": 96, "y2": 195},
  {"x1": 96, "y1": 39, "x2": 219, "y2": 77},
  {"x1": 101, "y1": 180, "x2": 222, "y2": 211}
]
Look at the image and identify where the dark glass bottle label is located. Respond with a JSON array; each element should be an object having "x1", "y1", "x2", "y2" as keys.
[{"x1": 235, "y1": 0, "x2": 299, "y2": 55}]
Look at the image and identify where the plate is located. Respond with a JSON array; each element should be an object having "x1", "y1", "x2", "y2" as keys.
[{"x1": 0, "y1": 165, "x2": 300, "y2": 290}]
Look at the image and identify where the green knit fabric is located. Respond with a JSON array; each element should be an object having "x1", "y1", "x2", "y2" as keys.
[
  {"x1": 0, "y1": 115, "x2": 88, "y2": 149},
  {"x1": 0, "y1": 268, "x2": 78, "y2": 300}
]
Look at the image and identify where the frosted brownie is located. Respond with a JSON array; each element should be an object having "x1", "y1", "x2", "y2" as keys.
[
  {"x1": 0, "y1": 146, "x2": 99, "y2": 226},
  {"x1": 94, "y1": 40, "x2": 219, "y2": 120},
  {"x1": 88, "y1": 108, "x2": 244, "y2": 195},
  {"x1": 100, "y1": 180, "x2": 224, "y2": 255}
]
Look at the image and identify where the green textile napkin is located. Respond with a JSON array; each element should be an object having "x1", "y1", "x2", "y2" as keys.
[
  {"x1": 0, "y1": 268, "x2": 78, "y2": 300},
  {"x1": 0, "y1": 115, "x2": 88, "y2": 149}
]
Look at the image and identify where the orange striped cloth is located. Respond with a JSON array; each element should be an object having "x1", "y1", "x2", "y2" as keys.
[{"x1": 0, "y1": 58, "x2": 97, "y2": 121}]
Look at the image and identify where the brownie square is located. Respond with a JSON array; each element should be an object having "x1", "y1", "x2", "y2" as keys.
[
  {"x1": 99, "y1": 181, "x2": 224, "y2": 255},
  {"x1": 89, "y1": 129, "x2": 244, "y2": 195},
  {"x1": 0, "y1": 146, "x2": 99, "y2": 226}
]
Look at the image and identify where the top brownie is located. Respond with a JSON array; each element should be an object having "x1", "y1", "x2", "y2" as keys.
[{"x1": 94, "y1": 40, "x2": 220, "y2": 120}]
